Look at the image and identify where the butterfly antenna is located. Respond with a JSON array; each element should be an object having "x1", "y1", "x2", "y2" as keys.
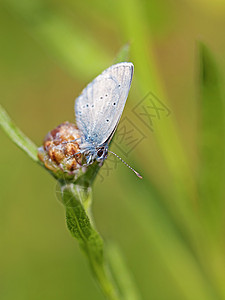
[{"x1": 108, "y1": 150, "x2": 143, "y2": 179}]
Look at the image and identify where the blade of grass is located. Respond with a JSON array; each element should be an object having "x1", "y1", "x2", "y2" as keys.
[
  {"x1": 197, "y1": 42, "x2": 225, "y2": 298},
  {"x1": 113, "y1": 0, "x2": 203, "y2": 272},
  {"x1": 198, "y1": 43, "x2": 225, "y2": 235},
  {"x1": 114, "y1": 0, "x2": 196, "y2": 206},
  {"x1": 0, "y1": 104, "x2": 39, "y2": 163}
]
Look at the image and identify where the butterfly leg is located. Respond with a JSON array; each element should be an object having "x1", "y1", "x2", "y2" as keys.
[
  {"x1": 62, "y1": 137, "x2": 81, "y2": 145},
  {"x1": 66, "y1": 150, "x2": 82, "y2": 161},
  {"x1": 85, "y1": 154, "x2": 94, "y2": 165}
]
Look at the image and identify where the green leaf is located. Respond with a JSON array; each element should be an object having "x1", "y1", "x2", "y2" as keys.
[
  {"x1": 0, "y1": 104, "x2": 39, "y2": 163},
  {"x1": 198, "y1": 43, "x2": 225, "y2": 235}
]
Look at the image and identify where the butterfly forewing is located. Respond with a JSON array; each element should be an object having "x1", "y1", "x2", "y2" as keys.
[{"x1": 75, "y1": 62, "x2": 133, "y2": 146}]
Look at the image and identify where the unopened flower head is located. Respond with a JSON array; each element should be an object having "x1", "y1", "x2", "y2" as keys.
[{"x1": 38, "y1": 122, "x2": 83, "y2": 178}]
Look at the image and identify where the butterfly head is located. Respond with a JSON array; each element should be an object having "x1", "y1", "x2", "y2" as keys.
[
  {"x1": 82, "y1": 144, "x2": 108, "y2": 165},
  {"x1": 96, "y1": 146, "x2": 108, "y2": 162}
]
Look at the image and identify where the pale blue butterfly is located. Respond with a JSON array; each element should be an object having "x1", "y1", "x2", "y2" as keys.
[{"x1": 72, "y1": 62, "x2": 142, "y2": 178}]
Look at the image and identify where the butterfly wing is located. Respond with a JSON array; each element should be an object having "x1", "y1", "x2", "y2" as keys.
[{"x1": 75, "y1": 62, "x2": 133, "y2": 146}]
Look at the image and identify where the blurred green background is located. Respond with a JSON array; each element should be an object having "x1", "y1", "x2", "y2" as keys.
[{"x1": 0, "y1": 0, "x2": 225, "y2": 299}]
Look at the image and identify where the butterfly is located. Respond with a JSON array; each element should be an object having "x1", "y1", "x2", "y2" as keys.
[{"x1": 73, "y1": 62, "x2": 142, "y2": 178}]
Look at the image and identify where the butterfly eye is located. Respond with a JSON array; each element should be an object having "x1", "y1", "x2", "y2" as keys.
[{"x1": 97, "y1": 149, "x2": 104, "y2": 157}]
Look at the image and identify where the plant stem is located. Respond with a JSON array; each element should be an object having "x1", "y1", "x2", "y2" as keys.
[{"x1": 61, "y1": 183, "x2": 121, "y2": 300}]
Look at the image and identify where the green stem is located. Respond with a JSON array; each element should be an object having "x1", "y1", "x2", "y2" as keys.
[{"x1": 60, "y1": 183, "x2": 120, "y2": 300}]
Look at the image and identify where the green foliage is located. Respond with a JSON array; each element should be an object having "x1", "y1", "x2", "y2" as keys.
[{"x1": 1, "y1": 1, "x2": 225, "y2": 300}]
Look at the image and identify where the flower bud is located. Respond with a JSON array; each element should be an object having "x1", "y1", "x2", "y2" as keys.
[{"x1": 38, "y1": 122, "x2": 82, "y2": 177}]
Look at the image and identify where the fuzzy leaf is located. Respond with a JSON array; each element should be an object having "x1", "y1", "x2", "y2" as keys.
[{"x1": 60, "y1": 183, "x2": 120, "y2": 300}]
